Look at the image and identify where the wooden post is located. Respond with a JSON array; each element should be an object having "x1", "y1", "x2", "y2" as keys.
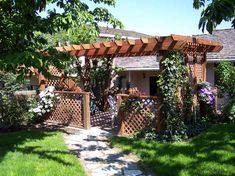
[
  {"x1": 83, "y1": 92, "x2": 91, "y2": 129},
  {"x1": 117, "y1": 94, "x2": 124, "y2": 135}
]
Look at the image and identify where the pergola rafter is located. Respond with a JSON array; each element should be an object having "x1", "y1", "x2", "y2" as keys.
[{"x1": 56, "y1": 34, "x2": 223, "y2": 58}]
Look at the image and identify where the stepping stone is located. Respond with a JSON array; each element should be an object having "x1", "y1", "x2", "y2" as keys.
[
  {"x1": 123, "y1": 169, "x2": 143, "y2": 176},
  {"x1": 91, "y1": 163, "x2": 123, "y2": 175}
]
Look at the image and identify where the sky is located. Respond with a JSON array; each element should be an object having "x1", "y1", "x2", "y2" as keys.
[{"x1": 41, "y1": 0, "x2": 232, "y2": 36}]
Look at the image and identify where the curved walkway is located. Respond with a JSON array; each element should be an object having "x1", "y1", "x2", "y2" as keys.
[{"x1": 64, "y1": 127, "x2": 145, "y2": 176}]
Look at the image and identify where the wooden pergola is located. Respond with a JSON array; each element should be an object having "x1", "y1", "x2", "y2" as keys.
[
  {"x1": 37, "y1": 34, "x2": 223, "y2": 133},
  {"x1": 38, "y1": 34, "x2": 222, "y2": 91}
]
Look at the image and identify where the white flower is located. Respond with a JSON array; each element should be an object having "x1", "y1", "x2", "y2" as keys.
[
  {"x1": 48, "y1": 86, "x2": 55, "y2": 92},
  {"x1": 33, "y1": 107, "x2": 41, "y2": 113},
  {"x1": 42, "y1": 109, "x2": 46, "y2": 114},
  {"x1": 39, "y1": 91, "x2": 46, "y2": 98}
]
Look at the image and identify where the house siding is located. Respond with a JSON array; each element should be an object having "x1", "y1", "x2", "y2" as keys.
[
  {"x1": 206, "y1": 63, "x2": 215, "y2": 86},
  {"x1": 118, "y1": 71, "x2": 159, "y2": 95}
]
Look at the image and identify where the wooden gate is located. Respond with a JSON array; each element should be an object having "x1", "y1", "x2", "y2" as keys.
[{"x1": 47, "y1": 91, "x2": 90, "y2": 129}]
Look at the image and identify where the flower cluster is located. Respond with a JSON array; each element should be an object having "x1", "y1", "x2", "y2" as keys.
[
  {"x1": 29, "y1": 86, "x2": 59, "y2": 116},
  {"x1": 197, "y1": 82, "x2": 215, "y2": 107}
]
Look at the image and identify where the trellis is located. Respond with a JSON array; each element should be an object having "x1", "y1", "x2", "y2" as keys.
[{"x1": 117, "y1": 94, "x2": 161, "y2": 136}]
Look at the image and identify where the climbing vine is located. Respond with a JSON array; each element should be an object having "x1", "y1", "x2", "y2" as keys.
[{"x1": 157, "y1": 51, "x2": 192, "y2": 141}]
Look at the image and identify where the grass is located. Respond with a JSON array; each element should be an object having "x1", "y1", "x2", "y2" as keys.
[
  {"x1": 0, "y1": 129, "x2": 86, "y2": 176},
  {"x1": 112, "y1": 124, "x2": 235, "y2": 176}
]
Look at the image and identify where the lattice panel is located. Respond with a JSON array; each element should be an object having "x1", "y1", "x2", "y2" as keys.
[
  {"x1": 196, "y1": 64, "x2": 202, "y2": 81},
  {"x1": 49, "y1": 65, "x2": 63, "y2": 77},
  {"x1": 120, "y1": 97, "x2": 158, "y2": 135},
  {"x1": 47, "y1": 92, "x2": 84, "y2": 127},
  {"x1": 91, "y1": 111, "x2": 113, "y2": 128},
  {"x1": 47, "y1": 77, "x2": 63, "y2": 90}
]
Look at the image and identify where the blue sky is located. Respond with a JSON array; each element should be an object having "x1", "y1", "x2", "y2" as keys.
[{"x1": 42, "y1": 0, "x2": 232, "y2": 36}]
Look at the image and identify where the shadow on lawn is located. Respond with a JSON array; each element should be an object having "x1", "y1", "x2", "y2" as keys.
[
  {"x1": 0, "y1": 129, "x2": 73, "y2": 166},
  {"x1": 112, "y1": 124, "x2": 235, "y2": 176}
]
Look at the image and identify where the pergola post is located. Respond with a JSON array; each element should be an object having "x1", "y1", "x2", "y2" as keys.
[{"x1": 83, "y1": 92, "x2": 91, "y2": 129}]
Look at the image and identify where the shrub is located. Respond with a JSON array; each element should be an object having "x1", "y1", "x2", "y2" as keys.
[
  {"x1": 223, "y1": 100, "x2": 235, "y2": 123},
  {"x1": 216, "y1": 61, "x2": 235, "y2": 98},
  {"x1": 216, "y1": 61, "x2": 235, "y2": 122},
  {"x1": 0, "y1": 93, "x2": 37, "y2": 130}
]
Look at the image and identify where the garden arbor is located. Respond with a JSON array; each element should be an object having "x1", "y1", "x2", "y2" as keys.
[{"x1": 40, "y1": 34, "x2": 222, "y2": 134}]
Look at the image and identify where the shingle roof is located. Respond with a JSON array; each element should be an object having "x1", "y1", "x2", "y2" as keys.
[
  {"x1": 195, "y1": 28, "x2": 235, "y2": 61},
  {"x1": 99, "y1": 26, "x2": 152, "y2": 38},
  {"x1": 99, "y1": 27, "x2": 156, "y2": 69},
  {"x1": 114, "y1": 56, "x2": 159, "y2": 70}
]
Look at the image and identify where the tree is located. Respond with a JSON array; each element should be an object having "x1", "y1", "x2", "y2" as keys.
[
  {"x1": 0, "y1": 0, "x2": 123, "y2": 78},
  {"x1": 193, "y1": 0, "x2": 235, "y2": 34}
]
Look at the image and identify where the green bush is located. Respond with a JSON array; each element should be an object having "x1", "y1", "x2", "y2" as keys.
[
  {"x1": 0, "y1": 93, "x2": 37, "y2": 130},
  {"x1": 216, "y1": 61, "x2": 235, "y2": 122},
  {"x1": 223, "y1": 100, "x2": 235, "y2": 123},
  {"x1": 216, "y1": 61, "x2": 235, "y2": 98}
]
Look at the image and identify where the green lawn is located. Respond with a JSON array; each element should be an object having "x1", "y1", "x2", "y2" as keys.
[
  {"x1": 112, "y1": 124, "x2": 235, "y2": 176},
  {"x1": 0, "y1": 129, "x2": 86, "y2": 176}
]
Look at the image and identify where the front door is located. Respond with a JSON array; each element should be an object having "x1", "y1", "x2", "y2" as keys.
[{"x1": 149, "y1": 76, "x2": 159, "y2": 96}]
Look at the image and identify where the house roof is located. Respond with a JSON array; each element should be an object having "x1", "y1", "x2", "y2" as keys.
[
  {"x1": 195, "y1": 28, "x2": 235, "y2": 62},
  {"x1": 99, "y1": 26, "x2": 151, "y2": 39},
  {"x1": 114, "y1": 56, "x2": 159, "y2": 71}
]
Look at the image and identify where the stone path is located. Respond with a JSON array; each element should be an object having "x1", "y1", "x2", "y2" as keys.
[{"x1": 64, "y1": 127, "x2": 146, "y2": 176}]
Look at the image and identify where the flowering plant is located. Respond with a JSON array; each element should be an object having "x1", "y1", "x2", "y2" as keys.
[
  {"x1": 29, "y1": 86, "x2": 59, "y2": 116},
  {"x1": 197, "y1": 82, "x2": 215, "y2": 107}
]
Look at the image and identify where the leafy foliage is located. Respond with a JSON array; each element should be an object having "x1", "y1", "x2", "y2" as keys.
[
  {"x1": 42, "y1": 26, "x2": 98, "y2": 47},
  {"x1": 0, "y1": 72, "x2": 37, "y2": 130},
  {"x1": 216, "y1": 61, "x2": 235, "y2": 98},
  {"x1": 0, "y1": 94, "x2": 37, "y2": 130},
  {"x1": 223, "y1": 99, "x2": 235, "y2": 123},
  {"x1": 216, "y1": 61, "x2": 235, "y2": 122},
  {"x1": 193, "y1": 0, "x2": 235, "y2": 33},
  {"x1": 0, "y1": 72, "x2": 27, "y2": 92},
  {"x1": 157, "y1": 51, "x2": 191, "y2": 141},
  {"x1": 0, "y1": 0, "x2": 123, "y2": 78}
]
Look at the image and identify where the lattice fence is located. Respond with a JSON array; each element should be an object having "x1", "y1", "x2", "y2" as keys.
[
  {"x1": 91, "y1": 111, "x2": 113, "y2": 128},
  {"x1": 46, "y1": 91, "x2": 86, "y2": 128},
  {"x1": 118, "y1": 94, "x2": 160, "y2": 136}
]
